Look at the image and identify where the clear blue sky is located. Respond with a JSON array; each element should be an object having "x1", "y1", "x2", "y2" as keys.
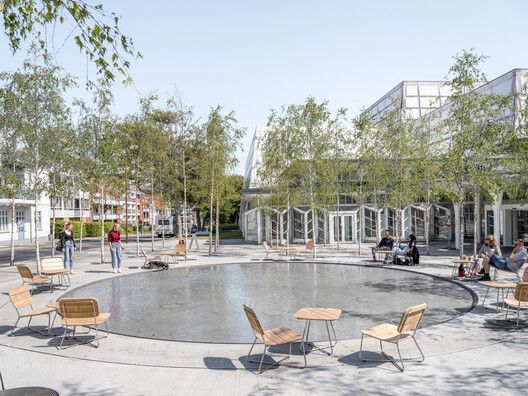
[{"x1": 2, "y1": 0, "x2": 528, "y2": 174}]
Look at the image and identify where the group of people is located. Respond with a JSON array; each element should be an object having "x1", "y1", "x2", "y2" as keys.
[
  {"x1": 371, "y1": 229, "x2": 419, "y2": 264},
  {"x1": 58, "y1": 219, "x2": 125, "y2": 274},
  {"x1": 371, "y1": 229, "x2": 528, "y2": 278},
  {"x1": 475, "y1": 235, "x2": 527, "y2": 281}
]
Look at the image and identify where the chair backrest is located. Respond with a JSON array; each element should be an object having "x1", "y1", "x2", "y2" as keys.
[
  {"x1": 397, "y1": 303, "x2": 427, "y2": 335},
  {"x1": 60, "y1": 297, "x2": 100, "y2": 320},
  {"x1": 514, "y1": 282, "x2": 528, "y2": 302},
  {"x1": 175, "y1": 244, "x2": 186, "y2": 254},
  {"x1": 243, "y1": 305, "x2": 264, "y2": 337},
  {"x1": 17, "y1": 265, "x2": 34, "y2": 281},
  {"x1": 522, "y1": 267, "x2": 528, "y2": 282},
  {"x1": 41, "y1": 258, "x2": 64, "y2": 271},
  {"x1": 263, "y1": 241, "x2": 270, "y2": 252},
  {"x1": 306, "y1": 239, "x2": 315, "y2": 251},
  {"x1": 8, "y1": 284, "x2": 32, "y2": 310}
]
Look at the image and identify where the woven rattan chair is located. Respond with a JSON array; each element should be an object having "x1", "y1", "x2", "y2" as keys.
[
  {"x1": 8, "y1": 284, "x2": 57, "y2": 336},
  {"x1": 58, "y1": 297, "x2": 110, "y2": 349},
  {"x1": 360, "y1": 303, "x2": 427, "y2": 372},
  {"x1": 504, "y1": 282, "x2": 528, "y2": 327},
  {"x1": 17, "y1": 265, "x2": 52, "y2": 293},
  {"x1": 243, "y1": 305, "x2": 306, "y2": 374}
]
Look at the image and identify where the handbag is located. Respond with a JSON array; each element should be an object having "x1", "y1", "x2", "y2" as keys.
[{"x1": 55, "y1": 234, "x2": 64, "y2": 252}]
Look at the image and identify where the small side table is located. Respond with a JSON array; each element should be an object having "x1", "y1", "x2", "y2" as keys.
[
  {"x1": 451, "y1": 258, "x2": 474, "y2": 279},
  {"x1": 294, "y1": 307, "x2": 342, "y2": 355}
]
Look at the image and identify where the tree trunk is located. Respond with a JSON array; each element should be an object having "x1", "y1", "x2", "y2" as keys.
[
  {"x1": 286, "y1": 188, "x2": 291, "y2": 248},
  {"x1": 79, "y1": 194, "x2": 84, "y2": 253},
  {"x1": 51, "y1": 201, "x2": 56, "y2": 257},
  {"x1": 100, "y1": 186, "x2": 105, "y2": 264},
  {"x1": 459, "y1": 201, "x2": 465, "y2": 257},
  {"x1": 215, "y1": 195, "x2": 220, "y2": 252},
  {"x1": 10, "y1": 196, "x2": 15, "y2": 266},
  {"x1": 473, "y1": 191, "x2": 480, "y2": 257},
  {"x1": 425, "y1": 204, "x2": 430, "y2": 256},
  {"x1": 136, "y1": 182, "x2": 140, "y2": 258},
  {"x1": 336, "y1": 190, "x2": 341, "y2": 250},
  {"x1": 125, "y1": 182, "x2": 129, "y2": 243},
  {"x1": 208, "y1": 187, "x2": 214, "y2": 256},
  {"x1": 34, "y1": 198, "x2": 41, "y2": 274},
  {"x1": 276, "y1": 210, "x2": 280, "y2": 249},
  {"x1": 151, "y1": 177, "x2": 155, "y2": 252}
]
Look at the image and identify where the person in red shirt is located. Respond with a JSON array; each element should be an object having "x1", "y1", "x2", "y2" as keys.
[{"x1": 108, "y1": 220, "x2": 125, "y2": 273}]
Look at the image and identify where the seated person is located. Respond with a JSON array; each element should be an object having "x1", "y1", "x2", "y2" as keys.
[
  {"x1": 392, "y1": 234, "x2": 417, "y2": 257},
  {"x1": 371, "y1": 229, "x2": 394, "y2": 262},
  {"x1": 479, "y1": 238, "x2": 527, "y2": 281},
  {"x1": 474, "y1": 235, "x2": 501, "y2": 275}
]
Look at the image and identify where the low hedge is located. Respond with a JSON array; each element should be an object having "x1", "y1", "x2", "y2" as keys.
[{"x1": 51, "y1": 219, "x2": 138, "y2": 239}]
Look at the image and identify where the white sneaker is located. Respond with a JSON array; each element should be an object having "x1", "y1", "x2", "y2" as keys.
[
  {"x1": 113, "y1": 269, "x2": 118, "y2": 274},
  {"x1": 118, "y1": 268, "x2": 122, "y2": 273},
  {"x1": 70, "y1": 270, "x2": 75, "y2": 274}
]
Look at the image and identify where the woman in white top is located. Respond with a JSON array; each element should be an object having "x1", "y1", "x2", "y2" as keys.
[{"x1": 472, "y1": 235, "x2": 501, "y2": 275}]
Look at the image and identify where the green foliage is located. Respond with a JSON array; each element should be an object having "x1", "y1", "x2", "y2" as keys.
[
  {"x1": 52, "y1": 219, "x2": 135, "y2": 238},
  {"x1": 1, "y1": 0, "x2": 141, "y2": 85}
]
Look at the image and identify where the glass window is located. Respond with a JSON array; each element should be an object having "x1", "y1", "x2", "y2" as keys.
[
  {"x1": 0, "y1": 210, "x2": 7, "y2": 232},
  {"x1": 16, "y1": 210, "x2": 24, "y2": 222}
]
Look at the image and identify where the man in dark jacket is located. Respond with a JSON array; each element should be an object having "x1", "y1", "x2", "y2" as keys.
[{"x1": 372, "y1": 229, "x2": 394, "y2": 262}]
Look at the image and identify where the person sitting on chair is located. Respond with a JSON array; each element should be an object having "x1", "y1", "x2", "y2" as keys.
[
  {"x1": 479, "y1": 238, "x2": 527, "y2": 281},
  {"x1": 392, "y1": 234, "x2": 417, "y2": 257},
  {"x1": 371, "y1": 229, "x2": 395, "y2": 262},
  {"x1": 472, "y1": 235, "x2": 501, "y2": 276}
]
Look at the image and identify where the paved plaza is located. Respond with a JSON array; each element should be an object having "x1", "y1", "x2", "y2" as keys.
[{"x1": 0, "y1": 241, "x2": 527, "y2": 395}]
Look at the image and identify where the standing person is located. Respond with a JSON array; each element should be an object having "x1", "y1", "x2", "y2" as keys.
[
  {"x1": 61, "y1": 222, "x2": 76, "y2": 274},
  {"x1": 108, "y1": 219, "x2": 125, "y2": 274}
]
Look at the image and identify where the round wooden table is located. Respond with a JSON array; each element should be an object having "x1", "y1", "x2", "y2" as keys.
[
  {"x1": 294, "y1": 307, "x2": 342, "y2": 355},
  {"x1": 451, "y1": 258, "x2": 474, "y2": 278}
]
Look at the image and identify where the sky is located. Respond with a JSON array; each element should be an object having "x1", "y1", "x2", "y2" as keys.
[{"x1": 2, "y1": 0, "x2": 528, "y2": 175}]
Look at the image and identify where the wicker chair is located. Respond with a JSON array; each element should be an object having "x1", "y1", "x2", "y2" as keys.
[
  {"x1": 8, "y1": 284, "x2": 57, "y2": 336},
  {"x1": 360, "y1": 303, "x2": 427, "y2": 372},
  {"x1": 58, "y1": 297, "x2": 110, "y2": 349},
  {"x1": 243, "y1": 305, "x2": 306, "y2": 374},
  {"x1": 504, "y1": 282, "x2": 528, "y2": 327},
  {"x1": 17, "y1": 265, "x2": 52, "y2": 293}
]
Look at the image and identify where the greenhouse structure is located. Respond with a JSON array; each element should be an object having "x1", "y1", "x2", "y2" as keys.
[{"x1": 240, "y1": 68, "x2": 528, "y2": 247}]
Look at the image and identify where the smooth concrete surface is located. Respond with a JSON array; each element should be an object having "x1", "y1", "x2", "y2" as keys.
[{"x1": 0, "y1": 241, "x2": 527, "y2": 395}]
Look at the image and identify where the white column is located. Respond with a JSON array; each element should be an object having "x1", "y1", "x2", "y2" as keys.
[
  {"x1": 376, "y1": 209, "x2": 382, "y2": 242},
  {"x1": 256, "y1": 209, "x2": 262, "y2": 245},
  {"x1": 304, "y1": 211, "x2": 309, "y2": 243},
  {"x1": 493, "y1": 192, "x2": 502, "y2": 246},
  {"x1": 401, "y1": 208, "x2": 405, "y2": 238},
  {"x1": 453, "y1": 203, "x2": 461, "y2": 250}
]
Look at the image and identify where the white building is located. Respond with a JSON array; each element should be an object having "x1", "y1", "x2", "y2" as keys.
[
  {"x1": 0, "y1": 171, "x2": 50, "y2": 244},
  {"x1": 240, "y1": 68, "x2": 528, "y2": 247}
]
